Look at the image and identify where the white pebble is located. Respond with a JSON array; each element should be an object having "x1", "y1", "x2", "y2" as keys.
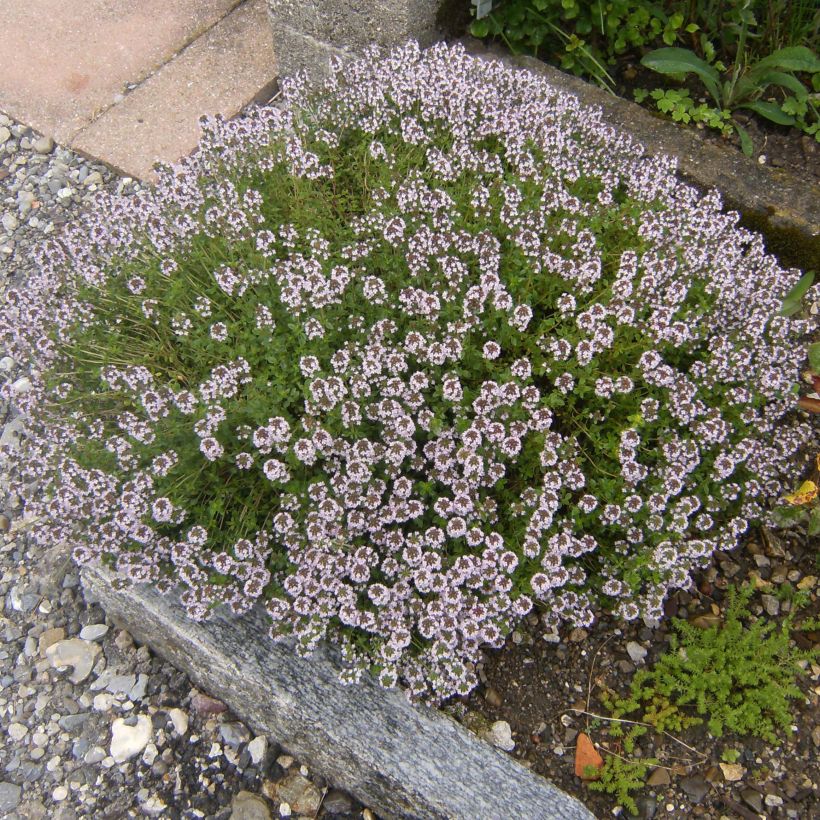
[
  {"x1": 79, "y1": 624, "x2": 109, "y2": 641},
  {"x1": 8, "y1": 722, "x2": 28, "y2": 741},
  {"x1": 247, "y1": 735, "x2": 268, "y2": 765},
  {"x1": 110, "y1": 715, "x2": 152, "y2": 763},
  {"x1": 10, "y1": 376, "x2": 31, "y2": 395},
  {"x1": 167, "y1": 708, "x2": 188, "y2": 736},
  {"x1": 52, "y1": 785, "x2": 68, "y2": 801}
]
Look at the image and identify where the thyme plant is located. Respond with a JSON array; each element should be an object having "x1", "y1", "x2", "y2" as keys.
[{"x1": 1, "y1": 42, "x2": 814, "y2": 699}]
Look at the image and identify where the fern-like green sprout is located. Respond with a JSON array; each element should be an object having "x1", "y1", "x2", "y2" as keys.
[
  {"x1": 587, "y1": 755, "x2": 654, "y2": 814},
  {"x1": 609, "y1": 584, "x2": 817, "y2": 744}
]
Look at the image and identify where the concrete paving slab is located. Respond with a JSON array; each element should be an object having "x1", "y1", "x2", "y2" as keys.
[
  {"x1": 71, "y1": 0, "x2": 278, "y2": 182},
  {"x1": 0, "y1": 0, "x2": 243, "y2": 143}
]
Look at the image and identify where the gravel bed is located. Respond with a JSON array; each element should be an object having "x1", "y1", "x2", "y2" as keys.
[{"x1": 0, "y1": 112, "x2": 365, "y2": 820}]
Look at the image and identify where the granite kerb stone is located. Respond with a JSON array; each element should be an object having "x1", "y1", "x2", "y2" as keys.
[{"x1": 81, "y1": 563, "x2": 594, "y2": 820}]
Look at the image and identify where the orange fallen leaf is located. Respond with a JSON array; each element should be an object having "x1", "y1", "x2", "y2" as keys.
[
  {"x1": 798, "y1": 396, "x2": 820, "y2": 414},
  {"x1": 575, "y1": 732, "x2": 604, "y2": 780}
]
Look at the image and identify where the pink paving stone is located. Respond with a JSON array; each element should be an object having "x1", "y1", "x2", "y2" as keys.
[
  {"x1": 0, "y1": 0, "x2": 243, "y2": 143},
  {"x1": 71, "y1": 0, "x2": 278, "y2": 181}
]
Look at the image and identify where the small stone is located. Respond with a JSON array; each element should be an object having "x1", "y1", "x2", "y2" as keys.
[
  {"x1": 8, "y1": 722, "x2": 28, "y2": 741},
  {"x1": 719, "y1": 762, "x2": 745, "y2": 782},
  {"x1": 761, "y1": 594, "x2": 780, "y2": 617},
  {"x1": 114, "y1": 629, "x2": 134, "y2": 652},
  {"x1": 110, "y1": 715, "x2": 152, "y2": 763},
  {"x1": 52, "y1": 786, "x2": 68, "y2": 802},
  {"x1": 139, "y1": 795, "x2": 167, "y2": 817},
  {"x1": 646, "y1": 767, "x2": 672, "y2": 786},
  {"x1": 275, "y1": 773, "x2": 323, "y2": 816},
  {"x1": 765, "y1": 794, "x2": 784, "y2": 808},
  {"x1": 167, "y1": 708, "x2": 188, "y2": 735},
  {"x1": 58, "y1": 714, "x2": 89, "y2": 733},
  {"x1": 680, "y1": 774, "x2": 710, "y2": 804},
  {"x1": 220, "y1": 722, "x2": 251, "y2": 748},
  {"x1": 79, "y1": 624, "x2": 108, "y2": 641},
  {"x1": 93, "y1": 693, "x2": 115, "y2": 712},
  {"x1": 230, "y1": 791, "x2": 271, "y2": 820},
  {"x1": 106, "y1": 673, "x2": 136, "y2": 694},
  {"x1": 741, "y1": 789, "x2": 764, "y2": 813},
  {"x1": 484, "y1": 687, "x2": 502, "y2": 708},
  {"x1": 191, "y1": 692, "x2": 227, "y2": 715},
  {"x1": 279, "y1": 803, "x2": 291, "y2": 818},
  {"x1": 568, "y1": 627, "x2": 588, "y2": 642},
  {"x1": 485, "y1": 720, "x2": 515, "y2": 751},
  {"x1": 2, "y1": 213, "x2": 18, "y2": 233},
  {"x1": 84, "y1": 747, "x2": 106, "y2": 765},
  {"x1": 129, "y1": 673, "x2": 148, "y2": 701},
  {"x1": 247, "y1": 736, "x2": 268, "y2": 766},
  {"x1": 38, "y1": 627, "x2": 65, "y2": 656},
  {"x1": 45, "y1": 639, "x2": 98, "y2": 684},
  {"x1": 33, "y1": 136, "x2": 55, "y2": 154},
  {"x1": 0, "y1": 127, "x2": 11, "y2": 145},
  {"x1": 141, "y1": 743, "x2": 158, "y2": 766},
  {"x1": 625, "y1": 641, "x2": 648, "y2": 664},
  {"x1": 322, "y1": 789, "x2": 353, "y2": 816},
  {"x1": 276, "y1": 755, "x2": 294, "y2": 769}
]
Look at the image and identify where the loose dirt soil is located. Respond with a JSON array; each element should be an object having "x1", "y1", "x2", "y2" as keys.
[{"x1": 456, "y1": 521, "x2": 819, "y2": 819}]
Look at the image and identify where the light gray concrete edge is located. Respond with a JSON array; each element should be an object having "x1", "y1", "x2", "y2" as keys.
[{"x1": 82, "y1": 564, "x2": 594, "y2": 820}]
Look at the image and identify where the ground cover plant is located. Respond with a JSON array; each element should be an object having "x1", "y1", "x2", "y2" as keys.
[
  {"x1": 580, "y1": 582, "x2": 819, "y2": 812},
  {"x1": 0, "y1": 41, "x2": 816, "y2": 701}
]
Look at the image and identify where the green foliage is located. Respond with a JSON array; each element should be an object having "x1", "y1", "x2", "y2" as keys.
[
  {"x1": 608, "y1": 584, "x2": 818, "y2": 743},
  {"x1": 587, "y1": 755, "x2": 654, "y2": 814},
  {"x1": 778, "y1": 270, "x2": 815, "y2": 316},
  {"x1": 470, "y1": 0, "x2": 820, "y2": 140},
  {"x1": 469, "y1": 0, "x2": 683, "y2": 88},
  {"x1": 634, "y1": 87, "x2": 733, "y2": 132},
  {"x1": 640, "y1": 44, "x2": 820, "y2": 153}
]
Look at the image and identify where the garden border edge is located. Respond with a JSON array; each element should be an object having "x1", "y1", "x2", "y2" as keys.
[{"x1": 81, "y1": 564, "x2": 594, "y2": 820}]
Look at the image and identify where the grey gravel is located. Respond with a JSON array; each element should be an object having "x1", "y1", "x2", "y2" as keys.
[{"x1": 0, "y1": 115, "x2": 363, "y2": 819}]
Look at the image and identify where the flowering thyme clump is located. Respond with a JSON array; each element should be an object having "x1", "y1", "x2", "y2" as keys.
[{"x1": 0, "y1": 41, "x2": 815, "y2": 700}]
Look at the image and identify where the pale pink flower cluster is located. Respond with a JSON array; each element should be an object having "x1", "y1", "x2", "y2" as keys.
[{"x1": 0, "y1": 41, "x2": 814, "y2": 700}]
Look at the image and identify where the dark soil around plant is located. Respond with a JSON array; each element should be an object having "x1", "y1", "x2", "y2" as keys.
[
  {"x1": 612, "y1": 61, "x2": 820, "y2": 184},
  {"x1": 454, "y1": 526, "x2": 820, "y2": 819}
]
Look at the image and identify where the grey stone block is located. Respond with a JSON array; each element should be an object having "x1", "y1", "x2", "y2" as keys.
[
  {"x1": 267, "y1": 0, "x2": 444, "y2": 80},
  {"x1": 82, "y1": 563, "x2": 593, "y2": 820}
]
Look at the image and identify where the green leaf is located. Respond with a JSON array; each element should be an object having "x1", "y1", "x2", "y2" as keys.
[
  {"x1": 470, "y1": 19, "x2": 490, "y2": 38},
  {"x1": 735, "y1": 122, "x2": 753, "y2": 156},
  {"x1": 809, "y1": 507, "x2": 820, "y2": 537},
  {"x1": 808, "y1": 341, "x2": 820, "y2": 372},
  {"x1": 737, "y1": 100, "x2": 796, "y2": 126},
  {"x1": 778, "y1": 271, "x2": 815, "y2": 316},
  {"x1": 750, "y1": 71, "x2": 809, "y2": 98},
  {"x1": 752, "y1": 46, "x2": 820, "y2": 75},
  {"x1": 641, "y1": 48, "x2": 721, "y2": 103},
  {"x1": 685, "y1": 23, "x2": 699, "y2": 33}
]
